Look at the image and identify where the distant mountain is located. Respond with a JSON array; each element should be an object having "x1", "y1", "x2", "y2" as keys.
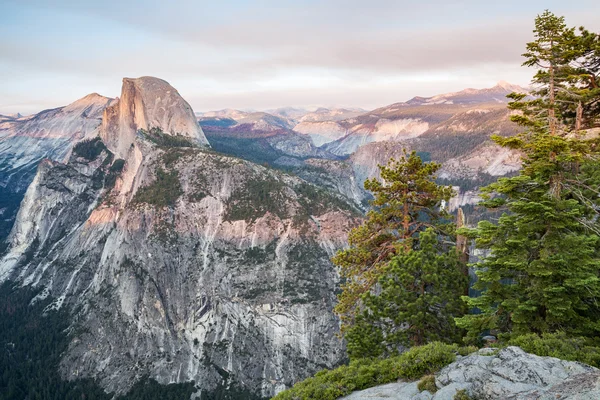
[
  {"x1": 298, "y1": 107, "x2": 366, "y2": 123},
  {"x1": 294, "y1": 82, "x2": 526, "y2": 152},
  {"x1": 0, "y1": 113, "x2": 23, "y2": 122},
  {"x1": 265, "y1": 106, "x2": 310, "y2": 121},
  {"x1": 0, "y1": 92, "x2": 113, "y2": 242},
  {"x1": 196, "y1": 84, "x2": 524, "y2": 211},
  {"x1": 405, "y1": 81, "x2": 528, "y2": 105},
  {"x1": 199, "y1": 109, "x2": 337, "y2": 165}
]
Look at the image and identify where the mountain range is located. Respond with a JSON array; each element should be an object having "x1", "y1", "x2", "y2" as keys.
[{"x1": 0, "y1": 78, "x2": 525, "y2": 398}]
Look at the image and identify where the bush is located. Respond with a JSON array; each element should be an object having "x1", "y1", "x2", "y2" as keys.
[
  {"x1": 73, "y1": 137, "x2": 107, "y2": 161},
  {"x1": 140, "y1": 127, "x2": 195, "y2": 148},
  {"x1": 417, "y1": 375, "x2": 437, "y2": 393},
  {"x1": 454, "y1": 389, "x2": 474, "y2": 400},
  {"x1": 507, "y1": 332, "x2": 600, "y2": 367},
  {"x1": 457, "y1": 345, "x2": 478, "y2": 357},
  {"x1": 272, "y1": 342, "x2": 458, "y2": 400}
]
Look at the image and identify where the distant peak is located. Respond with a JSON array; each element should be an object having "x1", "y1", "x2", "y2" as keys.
[
  {"x1": 494, "y1": 81, "x2": 524, "y2": 91},
  {"x1": 66, "y1": 92, "x2": 113, "y2": 110}
]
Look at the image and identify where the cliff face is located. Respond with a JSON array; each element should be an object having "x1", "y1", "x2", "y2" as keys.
[
  {"x1": 0, "y1": 93, "x2": 113, "y2": 242},
  {"x1": 0, "y1": 77, "x2": 357, "y2": 398},
  {"x1": 101, "y1": 77, "x2": 209, "y2": 159}
]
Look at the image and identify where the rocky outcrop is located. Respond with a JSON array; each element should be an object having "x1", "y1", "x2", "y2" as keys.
[
  {"x1": 294, "y1": 120, "x2": 348, "y2": 147},
  {"x1": 0, "y1": 77, "x2": 359, "y2": 398},
  {"x1": 101, "y1": 76, "x2": 208, "y2": 158},
  {"x1": 439, "y1": 143, "x2": 521, "y2": 180},
  {"x1": 323, "y1": 117, "x2": 429, "y2": 156},
  {"x1": 342, "y1": 347, "x2": 600, "y2": 400}
]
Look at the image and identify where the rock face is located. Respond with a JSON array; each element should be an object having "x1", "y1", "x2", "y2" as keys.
[
  {"x1": 101, "y1": 76, "x2": 208, "y2": 159},
  {"x1": 0, "y1": 77, "x2": 358, "y2": 398},
  {"x1": 0, "y1": 93, "x2": 113, "y2": 242},
  {"x1": 294, "y1": 120, "x2": 348, "y2": 147},
  {"x1": 342, "y1": 347, "x2": 600, "y2": 400}
]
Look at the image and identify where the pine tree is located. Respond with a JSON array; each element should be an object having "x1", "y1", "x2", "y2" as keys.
[
  {"x1": 333, "y1": 151, "x2": 454, "y2": 329},
  {"x1": 456, "y1": 11, "x2": 600, "y2": 343},
  {"x1": 345, "y1": 228, "x2": 467, "y2": 359},
  {"x1": 510, "y1": 11, "x2": 600, "y2": 134},
  {"x1": 520, "y1": 10, "x2": 573, "y2": 135},
  {"x1": 333, "y1": 151, "x2": 467, "y2": 357},
  {"x1": 557, "y1": 27, "x2": 600, "y2": 130}
]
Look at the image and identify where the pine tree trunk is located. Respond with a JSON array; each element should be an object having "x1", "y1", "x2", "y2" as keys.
[
  {"x1": 576, "y1": 101, "x2": 583, "y2": 131},
  {"x1": 456, "y1": 208, "x2": 469, "y2": 295},
  {"x1": 549, "y1": 62, "x2": 557, "y2": 135}
]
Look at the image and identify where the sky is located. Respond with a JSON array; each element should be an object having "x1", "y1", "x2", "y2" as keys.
[{"x1": 1, "y1": 0, "x2": 599, "y2": 115}]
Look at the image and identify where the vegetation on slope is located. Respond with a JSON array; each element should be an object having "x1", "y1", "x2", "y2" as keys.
[
  {"x1": 272, "y1": 342, "x2": 467, "y2": 400},
  {"x1": 72, "y1": 137, "x2": 108, "y2": 161},
  {"x1": 132, "y1": 167, "x2": 182, "y2": 208},
  {"x1": 139, "y1": 127, "x2": 196, "y2": 148},
  {"x1": 0, "y1": 282, "x2": 197, "y2": 399}
]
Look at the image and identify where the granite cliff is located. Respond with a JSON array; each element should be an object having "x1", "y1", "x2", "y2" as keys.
[{"x1": 0, "y1": 77, "x2": 358, "y2": 398}]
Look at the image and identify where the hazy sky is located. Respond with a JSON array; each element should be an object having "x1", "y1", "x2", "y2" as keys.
[{"x1": 1, "y1": 0, "x2": 599, "y2": 115}]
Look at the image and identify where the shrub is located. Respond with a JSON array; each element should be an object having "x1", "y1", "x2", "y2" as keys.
[
  {"x1": 507, "y1": 332, "x2": 600, "y2": 367},
  {"x1": 72, "y1": 137, "x2": 107, "y2": 161},
  {"x1": 272, "y1": 342, "x2": 458, "y2": 400},
  {"x1": 417, "y1": 375, "x2": 437, "y2": 393},
  {"x1": 454, "y1": 389, "x2": 474, "y2": 400},
  {"x1": 139, "y1": 127, "x2": 195, "y2": 148},
  {"x1": 457, "y1": 346, "x2": 478, "y2": 357}
]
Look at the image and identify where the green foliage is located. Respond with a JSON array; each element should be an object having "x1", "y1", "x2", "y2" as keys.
[
  {"x1": 457, "y1": 138, "x2": 600, "y2": 341},
  {"x1": 417, "y1": 375, "x2": 437, "y2": 393},
  {"x1": 0, "y1": 282, "x2": 204, "y2": 399},
  {"x1": 132, "y1": 167, "x2": 182, "y2": 208},
  {"x1": 456, "y1": 11, "x2": 600, "y2": 343},
  {"x1": 116, "y1": 377, "x2": 197, "y2": 400},
  {"x1": 139, "y1": 127, "x2": 196, "y2": 147},
  {"x1": 346, "y1": 228, "x2": 467, "y2": 358},
  {"x1": 333, "y1": 150, "x2": 459, "y2": 346},
  {"x1": 224, "y1": 177, "x2": 287, "y2": 222},
  {"x1": 272, "y1": 342, "x2": 458, "y2": 400},
  {"x1": 294, "y1": 182, "x2": 355, "y2": 216},
  {"x1": 457, "y1": 345, "x2": 478, "y2": 357},
  {"x1": 72, "y1": 137, "x2": 107, "y2": 161},
  {"x1": 509, "y1": 10, "x2": 600, "y2": 134},
  {"x1": 0, "y1": 282, "x2": 111, "y2": 400},
  {"x1": 453, "y1": 389, "x2": 474, "y2": 400},
  {"x1": 507, "y1": 332, "x2": 600, "y2": 367}
]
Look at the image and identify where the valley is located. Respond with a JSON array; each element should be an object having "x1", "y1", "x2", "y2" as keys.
[{"x1": 0, "y1": 78, "x2": 525, "y2": 398}]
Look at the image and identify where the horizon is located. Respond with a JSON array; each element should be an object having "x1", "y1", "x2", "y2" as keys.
[
  {"x1": 1, "y1": 79, "x2": 526, "y2": 118},
  {"x1": 2, "y1": 0, "x2": 599, "y2": 115}
]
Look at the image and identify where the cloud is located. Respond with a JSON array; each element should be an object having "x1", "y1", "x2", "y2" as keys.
[{"x1": 1, "y1": 0, "x2": 599, "y2": 114}]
